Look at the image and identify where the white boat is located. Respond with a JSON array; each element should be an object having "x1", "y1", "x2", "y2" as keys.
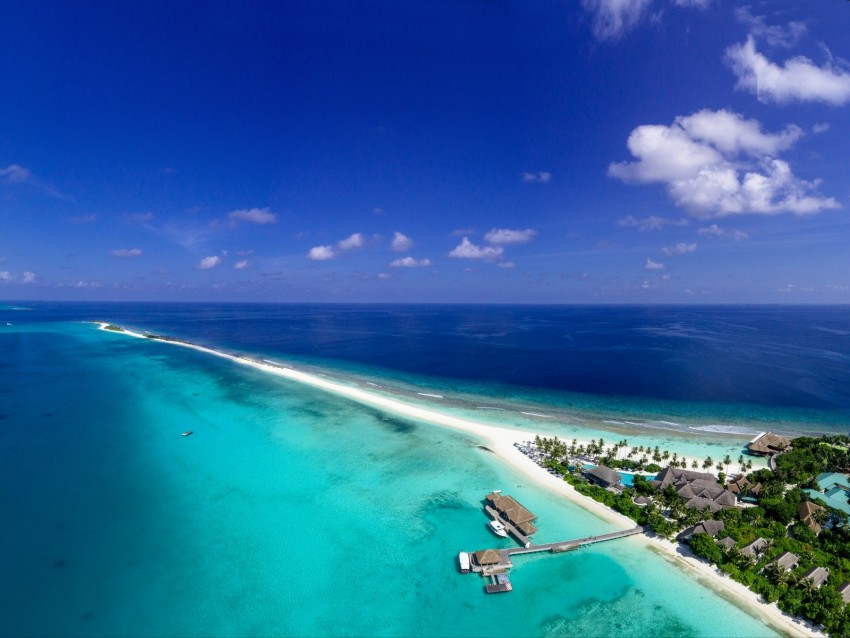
[
  {"x1": 488, "y1": 520, "x2": 508, "y2": 538},
  {"x1": 457, "y1": 551, "x2": 470, "y2": 573},
  {"x1": 182, "y1": 431, "x2": 193, "y2": 437}
]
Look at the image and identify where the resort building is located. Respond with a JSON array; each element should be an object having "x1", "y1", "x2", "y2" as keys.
[
  {"x1": 801, "y1": 566, "x2": 830, "y2": 589},
  {"x1": 485, "y1": 492, "x2": 538, "y2": 537},
  {"x1": 798, "y1": 501, "x2": 827, "y2": 535},
  {"x1": 727, "y1": 474, "x2": 762, "y2": 499},
  {"x1": 740, "y1": 538, "x2": 769, "y2": 559},
  {"x1": 583, "y1": 465, "x2": 622, "y2": 489},
  {"x1": 650, "y1": 467, "x2": 737, "y2": 512},
  {"x1": 803, "y1": 472, "x2": 850, "y2": 517},
  {"x1": 837, "y1": 582, "x2": 850, "y2": 604},
  {"x1": 633, "y1": 495, "x2": 652, "y2": 508},
  {"x1": 769, "y1": 551, "x2": 800, "y2": 572},
  {"x1": 716, "y1": 536, "x2": 736, "y2": 551},
  {"x1": 677, "y1": 520, "x2": 725, "y2": 541},
  {"x1": 745, "y1": 432, "x2": 791, "y2": 456},
  {"x1": 473, "y1": 549, "x2": 503, "y2": 567}
]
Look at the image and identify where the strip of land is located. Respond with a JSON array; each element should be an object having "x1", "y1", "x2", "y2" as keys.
[{"x1": 97, "y1": 323, "x2": 821, "y2": 638}]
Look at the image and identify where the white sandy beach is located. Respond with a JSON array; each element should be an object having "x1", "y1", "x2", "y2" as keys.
[{"x1": 99, "y1": 323, "x2": 822, "y2": 638}]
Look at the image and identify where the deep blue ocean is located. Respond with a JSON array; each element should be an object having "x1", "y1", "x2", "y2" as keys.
[{"x1": 2, "y1": 302, "x2": 848, "y2": 637}]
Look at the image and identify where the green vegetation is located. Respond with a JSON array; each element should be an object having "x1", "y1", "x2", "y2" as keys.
[
  {"x1": 102, "y1": 324, "x2": 124, "y2": 332},
  {"x1": 530, "y1": 434, "x2": 850, "y2": 636}
]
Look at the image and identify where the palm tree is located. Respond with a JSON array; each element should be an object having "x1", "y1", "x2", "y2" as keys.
[
  {"x1": 703, "y1": 456, "x2": 714, "y2": 470},
  {"x1": 723, "y1": 454, "x2": 732, "y2": 468},
  {"x1": 738, "y1": 454, "x2": 745, "y2": 473},
  {"x1": 691, "y1": 460, "x2": 699, "y2": 469}
]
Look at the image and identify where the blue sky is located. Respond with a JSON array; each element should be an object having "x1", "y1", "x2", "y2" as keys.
[{"x1": 1, "y1": 0, "x2": 849, "y2": 303}]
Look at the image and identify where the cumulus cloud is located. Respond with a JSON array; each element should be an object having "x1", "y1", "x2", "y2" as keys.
[
  {"x1": 522, "y1": 171, "x2": 552, "y2": 183},
  {"x1": 609, "y1": 109, "x2": 839, "y2": 217},
  {"x1": 812, "y1": 123, "x2": 831, "y2": 134},
  {"x1": 307, "y1": 245, "x2": 335, "y2": 261},
  {"x1": 660, "y1": 242, "x2": 697, "y2": 256},
  {"x1": 389, "y1": 256, "x2": 431, "y2": 268},
  {"x1": 618, "y1": 215, "x2": 688, "y2": 231},
  {"x1": 228, "y1": 207, "x2": 277, "y2": 225},
  {"x1": 0, "y1": 271, "x2": 12, "y2": 282},
  {"x1": 580, "y1": 0, "x2": 652, "y2": 41},
  {"x1": 391, "y1": 232, "x2": 413, "y2": 252},
  {"x1": 0, "y1": 164, "x2": 31, "y2": 184},
  {"x1": 337, "y1": 233, "x2": 364, "y2": 250},
  {"x1": 726, "y1": 37, "x2": 850, "y2": 105},
  {"x1": 698, "y1": 224, "x2": 749, "y2": 241},
  {"x1": 377, "y1": 272, "x2": 391, "y2": 280},
  {"x1": 449, "y1": 238, "x2": 504, "y2": 260},
  {"x1": 234, "y1": 260, "x2": 251, "y2": 270},
  {"x1": 197, "y1": 256, "x2": 221, "y2": 269},
  {"x1": 22, "y1": 271, "x2": 36, "y2": 284},
  {"x1": 734, "y1": 8, "x2": 806, "y2": 49},
  {"x1": 645, "y1": 258, "x2": 665, "y2": 270},
  {"x1": 111, "y1": 248, "x2": 143, "y2": 258},
  {"x1": 484, "y1": 228, "x2": 537, "y2": 245}
]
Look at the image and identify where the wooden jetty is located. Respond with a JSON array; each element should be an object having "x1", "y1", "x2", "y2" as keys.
[{"x1": 464, "y1": 491, "x2": 645, "y2": 593}]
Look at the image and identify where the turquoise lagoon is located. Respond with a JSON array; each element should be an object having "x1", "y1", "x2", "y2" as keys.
[{"x1": 0, "y1": 322, "x2": 785, "y2": 637}]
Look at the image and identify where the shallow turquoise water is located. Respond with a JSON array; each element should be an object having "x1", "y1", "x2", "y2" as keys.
[{"x1": 0, "y1": 323, "x2": 781, "y2": 637}]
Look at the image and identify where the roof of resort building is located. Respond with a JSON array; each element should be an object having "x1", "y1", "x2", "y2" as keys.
[
  {"x1": 798, "y1": 501, "x2": 826, "y2": 535},
  {"x1": 677, "y1": 520, "x2": 725, "y2": 541},
  {"x1": 837, "y1": 581, "x2": 850, "y2": 604},
  {"x1": 746, "y1": 432, "x2": 791, "y2": 456},
  {"x1": 727, "y1": 475, "x2": 763, "y2": 496},
  {"x1": 771, "y1": 552, "x2": 800, "y2": 572},
  {"x1": 516, "y1": 520, "x2": 539, "y2": 536},
  {"x1": 633, "y1": 495, "x2": 652, "y2": 506},
  {"x1": 804, "y1": 472, "x2": 850, "y2": 516},
  {"x1": 650, "y1": 467, "x2": 737, "y2": 511},
  {"x1": 802, "y1": 566, "x2": 829, "y2": 588},
  {"x1": 474, "y1": 549, "x2": 503, "y2": 565},
  {"x1": 486, "y1": 492, "x2": 537, "y2": 525},
  {"x1": 716, "y1": 536, "x2": 736, "y2": 551},
  {"x1": 584, "y1": 465, "x2": 621, "y2": 487},
  {"x1": 741, "y1": 538, "x2": 769, "y2": 558}
]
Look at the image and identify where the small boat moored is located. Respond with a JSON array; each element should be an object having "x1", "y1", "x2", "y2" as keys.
[
  {"x1": 488, "y1": 520, "x2": 508, "y2": 538},
  {"x1": 182, "y1": 431, "x2": 193, "y2": 437},
  {"x1": 458, "y1": 551, "x2": 470, "y2": 573}
]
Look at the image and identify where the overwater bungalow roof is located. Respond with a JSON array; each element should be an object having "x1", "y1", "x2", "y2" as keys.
[
  {"x1": 474, "y1": 549, "x2": 503, "y2": 565},
  {"x1": 746, "y1": 432, "x2": 790, "y2": 455}
]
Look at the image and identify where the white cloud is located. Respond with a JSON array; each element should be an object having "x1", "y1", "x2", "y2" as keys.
[
  {"x1": 0, "y1": 271, "x2": 12, "y2": 282},
  {"x1": 450, "y1": 227, "x2": 475, "y2": 237},
  {"x1": 812, "y1": 122, "x2": 831, "y2": 134},
  {"x1": 673, "y1": 0, "x2": 711, "y2": 7},
  {"x1": 70, "y1": 213, "x2": 97, "y2": 224},
  {"x1": 448, "y1": 238, "x2": 504, "y2": 260},
  {"x1": 389, "y1": 256, "x2": 431, "y2": 268},
  {"x1": 391, "y1": 232, "x2": 413, "y2": 252},
  {"x1": 337, "y1": 233, "x2": 364, "y2": 250},
  {"x1": 72, "y1": 280, "x2": 102, "y2": 289},
  {"x1": 698, "y1": 224, "x2": 749, "y2": 241},
  {"x1": 111, "y1": 248, "x2": 143, "y2": 258},
  {"x1": 124, "y1": 212, "x2": 154, "y2": 223},
  {"x1": 377, "y1": 272, "x2": 391, "y2": 280},
  {"x1": 307, "y1": 245, "x2": 335, "y2": 261},
  {"x1": 660, "y1": 242, "x2": 697, "y2": 255},
  {"x1": 22, "y1": 271, "x2": 36, "y2": 284},
  {"x1": 497, "y1": 261, "x2": 517, "y2": 269},
  {"x1": 234, "y1": 260, "x2": 251, "y2": 270},
  {"x1": 197, "y1": 256, "x2": 221, "y2": 269},
  {"x1": 726, "y1": 37, "x2": 850, "y2": 105},
  {"x1": 618, "y1": 215, "x2": 688, "y2": 231},
  {"x1": 484, "y1": 228, "x2": 537, "y2": 245},
  {"x1": 609, "y1": 109, "x2": 839, "y2": 217},
  {"x1": 580, "y1": 0, "x2": 652, "y2": 41},
  {"x1": 0, "y1": 164, "x2": 31, "y2": 184},
  {"x1": 522, "y1": 171, "x2": 552, "y2": 183},
  {"x1": 645, "y1": 258, "x2": 665, "y2": 270},
  {"x1": 734, "y1": 8, "x2": 806, "y2": 48},
  {"x1": 228, "y1": 207, "x2": 277, "y2": 225}
]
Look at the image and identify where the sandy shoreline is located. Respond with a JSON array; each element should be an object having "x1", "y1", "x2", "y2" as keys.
[{"x1": 98, "y1": 323, "x2": 822, "y2": 638}]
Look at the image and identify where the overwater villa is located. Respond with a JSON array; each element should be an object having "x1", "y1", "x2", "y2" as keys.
[{"x1": 485, "y1": 492, "x2": 538, "y2": 537}]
